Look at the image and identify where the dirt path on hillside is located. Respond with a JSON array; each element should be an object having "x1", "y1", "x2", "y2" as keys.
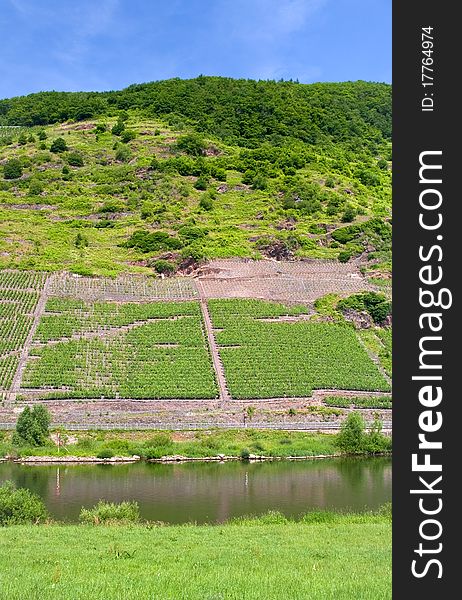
[{"x1": 196, "y1": 281, "x2": 231, "y2": 403}]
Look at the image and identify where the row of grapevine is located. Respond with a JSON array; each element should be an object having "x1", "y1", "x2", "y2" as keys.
[
  {"x1": 48, "y1": 273, "x2": 198, "y2": 302},
  {"x1": 0, "y1": 271, "x2": 47, "y2": 390},
  {"x1": 34, "y1": 298, "x2": 201, "y2": 342},
  {"x1": 208, "y1": 299, "x2": 391, "y2": 399},
  {"x1": 323, "y1": 396, "x2": 392, "y2": 409},
  {"x1": 0, "y1": 270, "x2": 48, "y2": 291},
  {"x1": 23, "y1": 302, "x2": 218, "y2": 399}
]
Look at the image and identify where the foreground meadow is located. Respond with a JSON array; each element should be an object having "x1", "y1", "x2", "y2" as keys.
[{"x1": 0, "y1": 515, "x2": 391, "y2": 600}]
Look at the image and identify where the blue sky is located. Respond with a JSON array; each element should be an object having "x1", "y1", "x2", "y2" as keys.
[{"x1": 0, "y1": 0, "x2": 391, "y2": 99}]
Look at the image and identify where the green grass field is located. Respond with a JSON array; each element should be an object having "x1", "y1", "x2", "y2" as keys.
[{"x1": 0, "y1": 517, "x2": 391, "y2": 600}]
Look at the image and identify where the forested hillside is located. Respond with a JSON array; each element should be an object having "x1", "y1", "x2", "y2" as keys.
[{"x1": 0, "y1": 77, "x2": 391, "y2": 277}]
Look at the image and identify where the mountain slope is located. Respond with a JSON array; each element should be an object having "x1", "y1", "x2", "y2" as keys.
[{"x1": 0, "y1": 78, "x2": 391, "y2": 277}]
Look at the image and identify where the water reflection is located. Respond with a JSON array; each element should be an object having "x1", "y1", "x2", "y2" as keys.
[{"x1": 0, "y1": 458, "x2": 391, "y2": 524}]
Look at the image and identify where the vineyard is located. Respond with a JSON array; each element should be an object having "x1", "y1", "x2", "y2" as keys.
[
  {"x1": 47, "y1": 273, "x2": 198, "y2": 302},
  {"x1": 0, "y1": 270, "x2": 392, "y2": 415},
  {"x1": 208, "y1": 299, "x2": 391, "y2": 399},
  {"x1": 0, "y1": 271, "x2": 46, "y2": 395},
  {"x1": 22, "y1": 298, "x2": 218, "y2": 399}
]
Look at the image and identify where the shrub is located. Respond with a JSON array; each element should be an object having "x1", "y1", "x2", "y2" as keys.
[
  {"x1": 257, "y1": 510, "x2": 288, "y2": 525},
  {"x1": 121, "y1": 130, "x2": 137, "y2": 143},
  {"x1": 335, "y1": 412, "x2": 366, "y2": 454},
  {"x1": 337, "y1": 292, "x2": 391, "y2": 324},
  {"x1": 337, "y1": 251, "x2": 351, "y2": 263},
  {"x1": 145, "y1": 433, "x2": 173, "y2": 448},
  {"x1": 3, "y1": 159, "x2": 23, "y2": 180},
  {"x1": 325, "y1": 176, "x2": 335, "y2": 188},
  {"x1": 341, "y1": 206, "x2": 356, "y2": 223},
  {"x1": 67, "y1": 152, "x2": 84, "y2": 167},
  {"x1": 111, "y1": 120, "x2": 125, "y2": 136},
  {"x1": 153, "y1": 259, "x2": 175, "y2": 275},
  {"x1": 96, "y1": 448, "x2": 114, "y2": 459},
  {"x1": 252, "y1": 174, "x2": 268, "y2": 190},
  {"x1": 28, "y1": 180, "x2": 44, "y2": 196},
  {"x1": 194, "y1": 175, "x2": 208, "y2": 190},
  {"x1": 115, "y1": 146, "x2": 131, "y2": 162},
  {"x1": 124, "y1": 230, "x2": 182, "y2": 253},
  {"x1": 363, "y1": 417, "x2": 392, "y2": 454},
  {"x1": 240, "y1": 448, "x2": 250, "y2": 460},
  {"x1": 176, "y1": 133, "x2": 206, "y2": 156},
  {"x1": 94, "y1": 219, "x2": 115, "y2": 229},
  {"x1": 95, "y1": 123, "x2": 107, "y2": 133},
  {"x1": 300, "y1": 511, "x2": 337, "y2": 524},
  {"x1": 79, "y1": 500, "x2": 140, "y2": 525},
  {"x1": 50, "y1": 137, "x2": 68, "y2": 153},
  {"x1": 178, "y1": 225, "x2": 207, "y2": 242},
  {"x1": 199, "y1": 194, "x2": 213, "y2": 211},
  {"x1": 0, "y1": 481, "x2": 48, "y2": 525},
  {"x1": 13, "y1": 405, "x2": 51, "y2": 446},
  {"x1": 99, "y1": 200, "x2": 124, "y2": 213},
  {"x1": 368, "y1": 301, "x2": 392, "y2": 324},
  {"x1": 38, "y1": 130, "x2": 47, "y2": 140},
  {"x1": 358, "y1": 168, "x2": 381, "y2": 187},
  {"x1": 74, "y1": 232, "x2": 89, "y2": 249}
]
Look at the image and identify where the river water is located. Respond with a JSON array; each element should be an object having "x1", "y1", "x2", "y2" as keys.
[{"x1": 0, "y1": 457, "x2": 391, "y2": 523}]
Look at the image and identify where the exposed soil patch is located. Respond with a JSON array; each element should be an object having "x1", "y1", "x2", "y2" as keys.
[{"x1": 196, "y1": 258, "x2": 377, "y2": 304}]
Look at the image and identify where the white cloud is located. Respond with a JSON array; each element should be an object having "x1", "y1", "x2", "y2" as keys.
[{"x1": 225, "y1": 0, "x2": 328, "y2": 42}]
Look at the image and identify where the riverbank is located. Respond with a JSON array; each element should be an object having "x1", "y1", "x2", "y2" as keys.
[
  {"x1": 0, "y1": 513, "x2": 391, "y2": 600},
  {"x1": 0, "y1": 427, "x2": 391, "y2": 462}
]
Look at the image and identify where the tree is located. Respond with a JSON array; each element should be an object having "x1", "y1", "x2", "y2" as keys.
[
  {"x1": 50, "y1": 137, "x2": 68, "y2": 153},
  {"x1": 3, "y1": 159, "x2": 22, "y2": 179},
  {"x1": 335, "y1": 411, "x2": 365, "y2": 454},
  {"x1": 13, "y1": 405, "x2": 51, "y2": 446},
  {"x1": 176, "y1": 133, "x2": 206, "y2": 156}
]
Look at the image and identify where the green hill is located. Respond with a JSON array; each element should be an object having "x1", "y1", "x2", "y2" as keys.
[{"x1": 0, "y1": 77, "x2": 391, "y2": 277}]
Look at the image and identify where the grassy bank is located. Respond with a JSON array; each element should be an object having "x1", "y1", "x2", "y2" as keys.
[
  {"x1": 0, "y1": 512, "x2": 391, "y2": 600},
  {"x1": 1, "y1": 429, "x2": 344, "y2": 460}
]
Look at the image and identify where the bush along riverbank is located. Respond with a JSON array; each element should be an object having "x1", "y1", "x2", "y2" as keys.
[
  {"x1": 0, "y1": 409, "x2": 391, "y2": 463},
  {"x1": 0, "y1": 483, "x2": 392, "y2": 600}
]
